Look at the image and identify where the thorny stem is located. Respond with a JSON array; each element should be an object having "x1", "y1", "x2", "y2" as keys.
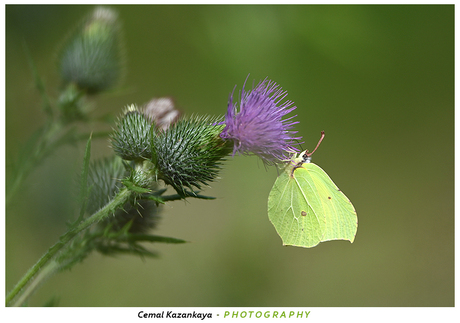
[
  {"x1": 6, "y1": 121, "x2": 63, "y2": 205},
  {"x1": 6, "y1": 124, "x2": 111, "y2": 206},
  {"x1": 6, "y1": 187, "x2": 134, "y2": 306}
]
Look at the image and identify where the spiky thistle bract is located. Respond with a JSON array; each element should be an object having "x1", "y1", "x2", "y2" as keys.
[
  {"x1": 151, "y1": 116, "x2": 231, "y2": 196},
  {"x1": 111, "y1": 105, "x2": 152, "y2": 161}
]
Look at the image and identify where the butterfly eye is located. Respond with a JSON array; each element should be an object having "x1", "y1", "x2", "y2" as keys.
[{"x1": 302, "y1": 155, "x2": 312, "y2": 164}]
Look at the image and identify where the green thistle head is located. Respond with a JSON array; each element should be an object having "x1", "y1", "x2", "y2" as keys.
[
  {"x1": 59, "y1": 6, "x2": 124, "y2": 94},
  {"x1": 85, "y1": 156, "x2": 127, "y2": 215},
  {"x1": 151, "y1": 116, "x2": 231, "y2": 196},
  {"x1": 111, "y1": 105, "x2": 152, "y2": 161},
  {"x1": 86, "y1": 156, "x2": 161, "y2": 234}
]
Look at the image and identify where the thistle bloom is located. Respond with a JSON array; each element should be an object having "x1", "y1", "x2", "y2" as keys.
[{"x1": 220, "y1": 78, "x2": 301, "y2": 165}]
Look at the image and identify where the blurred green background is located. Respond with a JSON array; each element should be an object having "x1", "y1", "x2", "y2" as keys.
[{"x1": 6, "y1": 5, "x2": 453, "y2": 306}]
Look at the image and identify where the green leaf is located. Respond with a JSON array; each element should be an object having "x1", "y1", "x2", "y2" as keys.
[
  {"x1": 268, "y1": 151, "x2": 358, "y2": 248},
  {"x1": 143, "y1": 194, "x2": 166, "y2": 204},
  {"x1": 160, "y1": 190, "x2": 216, "y2": 202},
  {"x1": 78, "y1": 135, "x2": 92, "y2": 221},
  {"x1": 23, "y1": 41, "x2": 53, "y2": 118},
  {"x1": 122, "y1": 178, "x2": 151, "y2": 194},
  {"x1": 125, "y1": 233, "x2": 188, "y2": 244}
]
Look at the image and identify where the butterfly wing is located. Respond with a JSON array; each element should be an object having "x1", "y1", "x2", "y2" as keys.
[
  {"x1": 268, "y1": 163, "x2": 326, "y2": 248},
  {"x1": 268, "y1": 160, "x2": 357, "y2": 248},
  {"x1": 301, "y1": 163, "x2": 358, "y2": 243}
]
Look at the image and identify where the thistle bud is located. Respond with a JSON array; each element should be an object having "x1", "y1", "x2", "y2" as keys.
[
  {"x1": 86, "y1": 156, "x2": 161, "y2": 234},
  {"x1": 151, "y1": 116, "x2": 231, "y2": 196},
  {"x1": 59, "y1": 7, "x2": 123, "y2": 94},
  {"x1": 86, "y1": 156, "x2": 127, "y2": 215},
  {"x1": 105, "y1": 200, "x2": 161, "y2": 234},
  {"x1": 111, "y1": 105, "x2": 152, "y2": 161}
]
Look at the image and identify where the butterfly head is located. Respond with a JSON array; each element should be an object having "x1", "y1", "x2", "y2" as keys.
[{"x1": 301, "y1": 153, "x2": 312, "y2": 164}]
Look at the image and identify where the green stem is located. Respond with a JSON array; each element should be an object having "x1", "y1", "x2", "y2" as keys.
[
  {"x1": 6, "y1": 187, "x2": 133, "y2": 306},
  {"x1": 6, "y1": 121, "x2": 63, "y2": 205},
  {"x1": 10, "y1": 259, "x2": 59, "y2": 307}
]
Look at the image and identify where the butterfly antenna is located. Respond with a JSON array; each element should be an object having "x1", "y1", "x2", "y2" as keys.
[
  {"x1": 294, "y1": 138, "x2": 304, "y2": 151},
  {"x1": 305, "y1": 131, "x2": 325, "y2": 157}
]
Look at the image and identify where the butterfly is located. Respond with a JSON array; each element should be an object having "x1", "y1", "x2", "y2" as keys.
[{"x1": 268, "y1": 131, "x2": 358, "y2": 248}]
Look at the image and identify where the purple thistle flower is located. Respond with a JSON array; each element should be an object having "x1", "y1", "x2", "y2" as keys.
[{"x1": 220, "y1": 77, "x2": 302, "y2": 165}]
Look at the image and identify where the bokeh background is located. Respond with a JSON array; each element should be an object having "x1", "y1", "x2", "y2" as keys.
[{"x1": 6, "y1": 5, "x2": 453, "y2": 306}]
